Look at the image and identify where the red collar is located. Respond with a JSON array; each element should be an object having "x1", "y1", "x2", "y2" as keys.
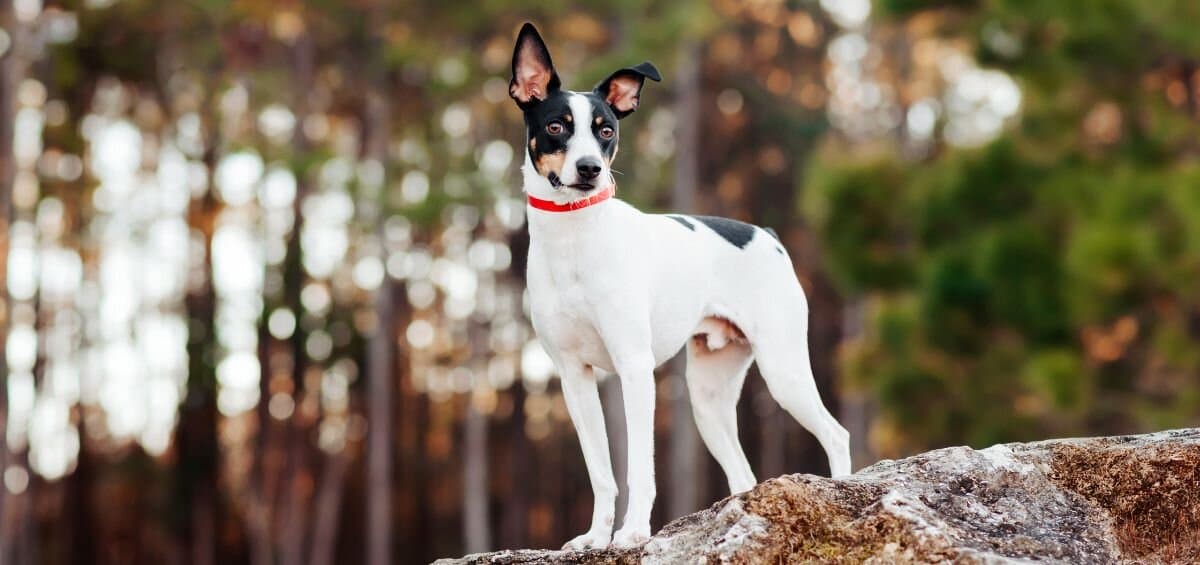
[{"x1": 527, "y1": 185, "x2": 615, "y2": 213}]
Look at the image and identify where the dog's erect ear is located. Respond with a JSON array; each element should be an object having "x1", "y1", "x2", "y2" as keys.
[
  {"x1": 509, "y1": 23, "x2": 560, "y2": 108},
  {"x1": 593, "y1": 62, "x2": 662, "y2": 119}
]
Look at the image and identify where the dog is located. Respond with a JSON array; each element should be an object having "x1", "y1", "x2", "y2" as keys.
[{"x1": 508, "y1": 23, "x2": 851, "y2": 550}]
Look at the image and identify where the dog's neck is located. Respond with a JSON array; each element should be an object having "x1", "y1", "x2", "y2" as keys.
[
  {"x1": 522, "y1": 158, "x2": 618, "y2": 244},
  {"x1": 528, "y1": 185, "x2": 614, "y2": 212},
  {"x1": 523, "y1": 155, "x2": 617, "y2": 211}
]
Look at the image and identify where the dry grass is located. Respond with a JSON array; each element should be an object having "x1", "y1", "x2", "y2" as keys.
[
  {"x1": 1049, "y1": 441, "x2": 1200, "y2": 563},
  {"x1": 737, "y1": 475, "x2": 915, "y2": 564}
]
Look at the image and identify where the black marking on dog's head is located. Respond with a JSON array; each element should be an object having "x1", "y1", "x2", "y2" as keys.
[
  {"x1": 593, "y1": 62, "x2": 662, "y2": 119},
  {"x1": 692, "y1": 216, "x2": 758, "y2": 249},
  {"x1": 584, "y1": 93, "x2": 620, "y2": 167},
  {"x1": 667, "y1": 215, "x2": 695, "y2": 230},
  {"x1": 518, "y1": 92, "x2": 621, "y2": 180},
  {"x1": 508, "y1": 24, "x2": 572, "y2": 181},
  {"x1": 522, "y1": 92, "x2": 575, "y2": 180},
  {"x1": 510, "y1": 24, "x2": 661, "y2": 188}
]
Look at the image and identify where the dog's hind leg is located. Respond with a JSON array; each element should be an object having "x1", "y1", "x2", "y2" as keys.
[
  {"x1": 753, "y1": 328, "x2": 852, "y2": 477},
  {"x1": 685, "y1": 336, "x2": 757, "y2": 494}
]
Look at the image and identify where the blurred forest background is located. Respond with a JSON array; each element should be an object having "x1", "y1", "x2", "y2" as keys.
[{"x1": 0, "y1": 0, "x2": 1197, "y2": 563}]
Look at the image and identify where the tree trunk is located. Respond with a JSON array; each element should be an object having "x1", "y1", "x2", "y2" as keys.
[
  {"x1": 67, "y1": 420, "x2": 96, "y2": 565},
  {"x1": 177, "y1": 108, "x2": 222, "y2": 565},
  {"x1": 462, "y1": 401, "x2": 490, "y2": 553},
  {"x1": 170, "y1": 45, "x2": 226, "y2": 560},
  {"x1": 841, "y1": 299, "x2": 870, "y2": 471},
  {"x1": 758, "y1": 394, "x2": 786, "y2": 480},
  {"x1": 277, "y1": 28, "x2": 317, "y2": 565},
  {"x1": 307, "y1": 451, "x2": 349, "y2": 565},
  {"x1": 14, "y1": 473, "x2": 36, "y2": 565},
  {"x1": 500, "y1": 383, "x2": 529, "y2": 549},
  {"x1": 364, "y1": 128, "x2": 395, "y2": 565},
  {"x1": 666, "y1": 39, "x2": 703, "y2": 521},
  {"x1": 364, "y1": 4, "x2": 395, "y2": 557},
  {"x1": 0, "y1": 2, "x2": 21, "y2": 555}
]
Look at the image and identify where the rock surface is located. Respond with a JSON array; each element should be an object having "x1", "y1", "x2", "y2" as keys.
[{"x1": 436, "y1": 428, "x2": 1200, "y2": 564}]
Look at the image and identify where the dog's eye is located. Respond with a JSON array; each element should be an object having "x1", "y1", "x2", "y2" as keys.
[
  {"x1": 599, "y1": 126, "x2": 615, "y2": 139},
  {"x1": 546, "y1": 122, "x2": 565, "y2": 135}
]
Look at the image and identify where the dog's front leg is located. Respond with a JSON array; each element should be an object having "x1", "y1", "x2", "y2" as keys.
[
  {"x1": 609, "y1": 350, "x2": 657, "y2": 548},
  {"x1": 558, "y1": 362, "x2": 618, "y2": 550}
]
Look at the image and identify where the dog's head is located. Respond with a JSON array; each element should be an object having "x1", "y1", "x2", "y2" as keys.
[{"x1": 509, "y1": 23, "x2": 660, "y2": 200}]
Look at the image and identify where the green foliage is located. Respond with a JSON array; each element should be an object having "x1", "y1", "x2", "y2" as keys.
[
  {"x1": 805, "y1": 0, "x2": 1200, "y2": 453},
  {"x1": 876, "y1": 0, "x2": 980, "y2": 18},
  {"x1": 805, "y1": 157, "x2": 915, "y2": 294},
  {"x1": 1022, "y1": 349, "x2": 1087, "y2": 411}
]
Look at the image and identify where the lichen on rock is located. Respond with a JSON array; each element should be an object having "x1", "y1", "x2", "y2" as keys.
[{"x1": 436, "y1": 428, "x2": 1200, "y2": 564}]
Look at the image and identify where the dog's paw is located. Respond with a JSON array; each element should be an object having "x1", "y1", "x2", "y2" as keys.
[
  {"x1": 562, "y1": 530, "x2": 611, "y2": 551},
  {"x1": 610, "y1": 526, "x2": 651, "y2": 549}
]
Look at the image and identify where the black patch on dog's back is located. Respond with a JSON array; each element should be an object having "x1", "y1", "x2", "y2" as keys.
[
  {"x1": 761, "y1": 227, "x2": 786, "y2": 254},
  {"x1": 692, "y1": 216, "x2": 757, "y2": 249},
  {"x1": 666, "y1": 215, "x2": 695, "y2": 230}
]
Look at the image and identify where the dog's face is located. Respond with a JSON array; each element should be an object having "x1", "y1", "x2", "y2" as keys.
[{"x1": 510, "y1": 23, "x2": 660, "y2": 199}]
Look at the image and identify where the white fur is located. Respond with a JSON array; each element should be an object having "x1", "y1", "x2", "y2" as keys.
[
  {"x1": 558, "y1": 94, "x2": 610, "y2": 187},
  {"x1": 523, "y1": 92, "x2": 851, "y2": 551}
]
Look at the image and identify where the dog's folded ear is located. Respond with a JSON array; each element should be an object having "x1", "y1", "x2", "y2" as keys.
[
  {"x1": 510, "y1": 23, "x2": 561, "y2": 108},
  {"x1": 593, "y1": 62, "x2": 662, "y2": 119}
]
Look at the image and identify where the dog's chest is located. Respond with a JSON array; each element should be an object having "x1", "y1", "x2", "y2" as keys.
[{"x1": 527, "y1": 239, "x2": 616, "y2": 369}]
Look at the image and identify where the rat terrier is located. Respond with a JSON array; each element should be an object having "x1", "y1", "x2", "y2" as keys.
[{"x1": 509, "y1": 23, "x2": 851, "y2": 550}]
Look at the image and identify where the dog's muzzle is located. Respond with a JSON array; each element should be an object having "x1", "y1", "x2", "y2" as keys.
[{"x1": 547, "y1": 172, "x2": 598, "y2": 192}]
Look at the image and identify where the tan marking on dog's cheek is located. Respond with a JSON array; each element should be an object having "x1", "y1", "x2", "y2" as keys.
[
  {"x1": 535, "y1": 152, "x2": 565, "y2": 177},
  {"x1": 594, "y1": 116, "x2": 603, "y2": 125},
  {"x1": 529, "y1": 138, "x2": 536, "y2": 152},
  {"x1": 564, "y1": 114, "x2": 572, "y2": 123}
]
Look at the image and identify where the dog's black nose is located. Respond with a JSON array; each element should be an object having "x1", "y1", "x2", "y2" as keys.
[{"x1": 576, "y1": 158, "x2": 602, "y2": 181}]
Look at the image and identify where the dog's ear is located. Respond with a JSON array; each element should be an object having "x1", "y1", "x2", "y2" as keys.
[
  {"x1": 509, "y1": 23, "x2": 560, "y2": 108},
  {"x1": 593, "y1": 62, "x2": 661, "y2": 119}
]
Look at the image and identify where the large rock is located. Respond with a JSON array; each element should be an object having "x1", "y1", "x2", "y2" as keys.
[{"x1": 436, "y1": 428, "x2": 1200, "y2": 564}]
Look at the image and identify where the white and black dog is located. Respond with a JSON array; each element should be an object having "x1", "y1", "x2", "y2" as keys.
[{"x1": 509, "y1": 23, "x2": 851, "y2": 550}]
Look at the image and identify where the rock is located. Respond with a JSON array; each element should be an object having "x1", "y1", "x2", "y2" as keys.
[{"x1": 436, "y1": 428, "x2": 1200, "y2": 564}]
